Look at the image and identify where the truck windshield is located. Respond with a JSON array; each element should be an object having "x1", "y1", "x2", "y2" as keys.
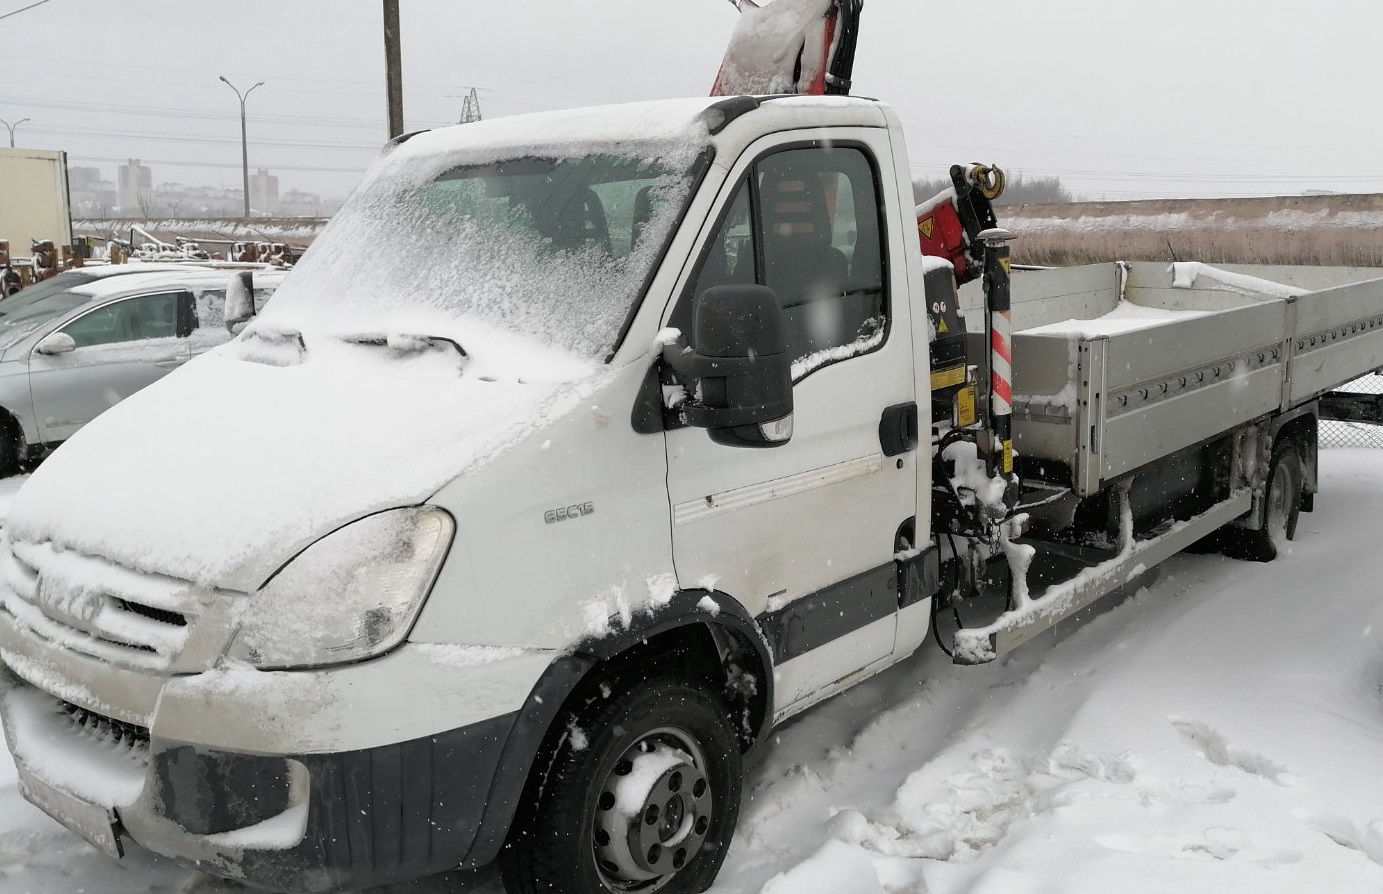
[
  {"x1": 0, "y1": 290, "x2": 90, "y2": 350},
  {"x1": 262, "y1": 143, "x2": 708, "y2": 362}
]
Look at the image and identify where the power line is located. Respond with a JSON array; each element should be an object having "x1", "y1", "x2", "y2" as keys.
[
  {"x1": 0, "y1": 0, "x2": 53, "y2": 22},
  {"x1": 69, "y1": 154, "x2": 367, "y2": 175},
  {"x1": 27, "y1": 122, "x2": 382, "y2": 152}
]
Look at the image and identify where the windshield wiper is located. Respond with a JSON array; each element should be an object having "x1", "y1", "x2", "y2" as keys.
[{"x1": 341, "y1": 333, "x2": 468, "y2": 362}]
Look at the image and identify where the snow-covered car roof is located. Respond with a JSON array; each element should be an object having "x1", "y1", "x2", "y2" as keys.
[
  {"x1": 67, "y1": 262, "x2": 211, "y2": 279},
  {"x1": 65, "y1": 267, "x2": 287, "y2": 300}
]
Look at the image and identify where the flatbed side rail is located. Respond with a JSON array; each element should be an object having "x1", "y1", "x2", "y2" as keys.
[{"x1": 952, "y1": 489, "x2": 1252, "y2": 664}]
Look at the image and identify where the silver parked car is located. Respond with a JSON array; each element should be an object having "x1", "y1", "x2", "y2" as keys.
[{"x1": 0, "y1": 265, "x2": 284, "y2": 475}]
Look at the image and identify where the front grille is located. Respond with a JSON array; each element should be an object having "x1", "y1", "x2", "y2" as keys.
[
  {"x1": 0, "y1": 538, "x2": 212, "y2": 671},
  {"x1": 112, "y1": 598, "x2": 187, "y2": 628},
  {"x1": 59, "y1": 699, "x2": 151, "y2": 752}
]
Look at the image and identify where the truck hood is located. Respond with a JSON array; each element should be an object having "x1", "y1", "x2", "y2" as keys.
[{"x1": 6, "y1": 344, "x2": 600, "y2": 592}]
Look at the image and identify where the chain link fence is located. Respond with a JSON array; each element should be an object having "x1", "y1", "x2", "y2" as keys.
[{"x1": 1321, "y1": 374, "x2": 1383, "y2": 448}]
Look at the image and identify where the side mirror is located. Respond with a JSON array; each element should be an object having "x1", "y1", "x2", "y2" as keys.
[
  {"x1": 35, "y1": 332, "x2": 76, "y2": 355},
  {"x1": 662, "y1": 284, "x2": 794, "y2": 448},
  {"x1": 225, "y1": 270, "x2": 256, "y2": 333}
]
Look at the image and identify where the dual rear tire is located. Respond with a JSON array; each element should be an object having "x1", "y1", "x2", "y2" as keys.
[{"x1": 1222, "y1": 440, "x2": 1304, "y2": 563}]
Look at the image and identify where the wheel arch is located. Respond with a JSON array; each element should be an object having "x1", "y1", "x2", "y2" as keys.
[
  {"x1": 463, "y1": 589, "x2": 774, "y2": 868},
  {"x1": 1271, "y1": 405, "x2": 1318, "y2": 496}
]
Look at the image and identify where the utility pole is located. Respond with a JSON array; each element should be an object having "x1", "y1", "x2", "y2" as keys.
[
  {"x1": 218, "y1": 77, "x2": 264, "y2": 218},
  {"x1": 383, "y1": 0, "x2": 405, "y2": 139},
  {"x1": 0, "y1": 117, "x2": 30, "y2": 148},
  {"x1": 459, "y1": 88, "x2": 482, "y2": 124}
]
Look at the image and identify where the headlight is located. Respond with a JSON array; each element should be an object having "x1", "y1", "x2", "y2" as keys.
[{"x1": 226, "y1": 506, "x2": 454, "y2": 669}]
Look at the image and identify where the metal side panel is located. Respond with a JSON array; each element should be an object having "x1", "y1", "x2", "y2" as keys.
[
  {"x1": 1011, "y1": 332, "x2": 1080, "y2": 471},
  {"x1": 1289, "y1": 277, "x2": 1383, "y2": 404},
  {"x1": 1287, "y1": 276, "x2": 1383, "y2": 335},
  {"x1": 953, "y1": 489, "x2": 1252, "y2": 664},
  {"x1": 1075, "y1": 338, "x2": 1106, "y2": 496},
  {"x1": 1100, "y1": 300, "x2": 1288, "y2": 393},
  {"x1": 1101, "y1": 362, "x2": 1284, "y2": 481}
]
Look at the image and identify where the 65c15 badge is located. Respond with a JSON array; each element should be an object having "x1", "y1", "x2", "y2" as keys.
[{"x1": 545, "y1": 502, "x2": 595, "y2": 524}]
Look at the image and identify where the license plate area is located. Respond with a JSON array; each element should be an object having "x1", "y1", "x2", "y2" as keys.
[{"x1": 18, "y1": 766, "x2": 124, "y2": 859}]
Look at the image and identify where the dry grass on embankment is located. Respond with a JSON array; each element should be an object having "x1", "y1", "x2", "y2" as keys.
[{"x1": 1002, "y1": 194, "x2": 1383, "y2": 267}]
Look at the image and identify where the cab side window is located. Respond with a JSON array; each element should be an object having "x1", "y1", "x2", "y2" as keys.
[
  {"x1": 681, "y1": 145, "x2": 887, "y2": 379},
  {"x1": 688, "y1": 181, "x2": 755, "y2": 300},
  {"x1": 62, "y1": 291, "x2": 185, "y2": 348}
]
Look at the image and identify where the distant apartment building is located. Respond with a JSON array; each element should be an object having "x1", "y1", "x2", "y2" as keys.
[
  {"x1": 117, "y1": 159, "x2": 152, "y2": 214},
  {"x1": 250, "y1": 168, "x2": 279, "y2": 216},
  {"x1": 68, "y1": 166, "x2": 117, "y2": 217},
  {"x1": 68, "y1": 162, "x2": 336, "y2": 220}
]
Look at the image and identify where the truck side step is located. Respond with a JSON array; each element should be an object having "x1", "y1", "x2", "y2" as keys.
[{"x1": 952, "y1": 489, "x2": 1252, "y2": 664}]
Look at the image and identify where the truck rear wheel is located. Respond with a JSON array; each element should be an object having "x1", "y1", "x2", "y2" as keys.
[
  {"x1": 1224, "y1": 442, "x2": 1302, "y2": 563},
  {"x1": 500, "y1": 673, "x2": 742, "y2": 894}
]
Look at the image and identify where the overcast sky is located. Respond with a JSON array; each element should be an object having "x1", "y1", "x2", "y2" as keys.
[{"x1": 4, "y1": 0, "x2": 1380, "y2": 203}]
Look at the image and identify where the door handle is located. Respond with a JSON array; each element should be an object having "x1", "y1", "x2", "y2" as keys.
[
  {"x1": 879, "y1": 402, "x2": 919, "y2": 457},
  {"x1": 155, "y1": 358, "x2": 187, "y2": 368}
]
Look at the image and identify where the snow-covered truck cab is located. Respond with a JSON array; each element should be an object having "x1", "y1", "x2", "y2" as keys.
[{"x1": 0, "y1": 95, "x2": 939, "y2": 892}]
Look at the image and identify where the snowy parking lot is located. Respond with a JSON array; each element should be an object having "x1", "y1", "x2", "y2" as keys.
[{"x1": 2, "y1": 451, "x2": 1383, "y2": 893}]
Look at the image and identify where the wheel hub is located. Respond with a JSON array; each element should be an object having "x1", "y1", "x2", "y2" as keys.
[
  {"x1": 626, "y1": 762, "x2": 711, "y2": 875},
  {"x1": 593, "y1": 730, "x2": 713, "y2": 890}
]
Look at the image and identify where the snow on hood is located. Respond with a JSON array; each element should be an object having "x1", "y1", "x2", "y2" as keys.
[{"x1": 7, "y1": 339, "x2": 601, "y2": 591}]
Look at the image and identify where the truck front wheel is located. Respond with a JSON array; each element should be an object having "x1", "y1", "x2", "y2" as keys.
[
  {"x1": 1224, "y1": 441, "x2": 1303, "y2": 563},
  {"x1": 500, "y1": 673, "x2": 742, "y2": 894}
]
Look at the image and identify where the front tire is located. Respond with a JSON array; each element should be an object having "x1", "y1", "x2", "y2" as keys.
[{"x1": 500, "y1": 673, "x2": 742, "y2": 894}]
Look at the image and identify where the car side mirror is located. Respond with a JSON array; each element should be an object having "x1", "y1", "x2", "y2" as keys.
[
  {"x1": 225, "y1": 270, "x2": 256, "y2": 334},
  {"x1": 662, "y1": 284, "x2": 794, "y2": 448},
  {"x1": 35, "y1": 332, "x2": 76, "y2": 355}
]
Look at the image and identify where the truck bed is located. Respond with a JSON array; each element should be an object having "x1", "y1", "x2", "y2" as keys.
[{"x1": 961, "y1": 261, "x2": 1383, "y2": 495}]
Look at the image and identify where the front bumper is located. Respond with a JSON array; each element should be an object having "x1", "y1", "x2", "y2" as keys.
[
  {"x1": 0, "y1": 668, "x2": 522, "y2": 892},
  {"x1": 0, "y1": 600, "x2": 565, "y2": 893}
]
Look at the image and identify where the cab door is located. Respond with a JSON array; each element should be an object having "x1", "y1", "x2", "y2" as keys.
[
  {"x1": 664, "y1": 131, "x2": 919, "y2": 717},
  {"x1": 29, "y1": 290, "x2": 194, "y2": 442}
]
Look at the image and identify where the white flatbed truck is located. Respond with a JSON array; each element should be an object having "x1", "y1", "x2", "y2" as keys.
[
  {"x1": 3, "y1": 8, "x2": 1383, "y2": 894},
  {"x1": 0, "y1": 91, "x2": 1380, "y2": 894}
]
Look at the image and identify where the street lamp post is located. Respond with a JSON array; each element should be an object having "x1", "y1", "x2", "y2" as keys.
[
  {"x1": 0, "y1": 117, "x2": 30, "y2": 148},
  {"x1": 218, "y1": 77, "x2": 264, "y2": 218}
]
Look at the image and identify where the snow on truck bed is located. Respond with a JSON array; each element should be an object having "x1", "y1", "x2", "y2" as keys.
[
  {"x1": 1021, "y1": 299, "x2": 1211, "y2": 338},
  {"x1": 5, "y1": 453, "x2": 1383, "y2": 891}
]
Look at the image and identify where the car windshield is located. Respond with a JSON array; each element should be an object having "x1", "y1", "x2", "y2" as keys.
[
  {"x1": 0, "y1": 290, "x2": 91, "y2": 350},
  {"x1": 259, "y1": 140, "x2": 709, "y2": 362},
  {"x1": 0, "y1": 271, "x2": 96, "y2": 309}
]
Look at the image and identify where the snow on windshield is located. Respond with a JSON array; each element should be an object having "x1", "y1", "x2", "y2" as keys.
[{"x1": 260, "y1": 136, "x2": 709, "y2": 363}]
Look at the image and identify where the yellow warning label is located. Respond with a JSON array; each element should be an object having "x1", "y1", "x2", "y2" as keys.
[
  {"x1": 931, "y1": 364, "x2": 966, "y2": 391},
  {"x1": 937, "y1": 316, "x2": 949, "y2": 334},
  {"x1": 1003, "y1": 439, "x2": 1014, "y2": 475},
  {"x1": 956, "y1": 385, "x2": 977, "y2": 427},
  {"x1": 999, "y1": 257, "x2": 1012, "y2": 274},
  {"x1": 919, "y1": 217, "x2": 935, "y2": 240}
]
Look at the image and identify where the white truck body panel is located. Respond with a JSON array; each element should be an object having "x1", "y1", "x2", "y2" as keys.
[{"x1": 0, "y1": 147, "x2": 72, "y2": 251}]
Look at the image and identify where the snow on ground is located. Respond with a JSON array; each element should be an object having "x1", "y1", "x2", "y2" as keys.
[{"x1": 2, "y1": 451, "x2": 1383, "y2": 891}]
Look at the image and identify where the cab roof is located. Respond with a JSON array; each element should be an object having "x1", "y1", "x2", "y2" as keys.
[{"x1": 389, "y1": 95, "x2": 891, "y2": 163}]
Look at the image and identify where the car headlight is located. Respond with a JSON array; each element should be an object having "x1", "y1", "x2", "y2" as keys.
[{"x1": 226, "y1": 506, "x2": 454, "y2": 669}]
